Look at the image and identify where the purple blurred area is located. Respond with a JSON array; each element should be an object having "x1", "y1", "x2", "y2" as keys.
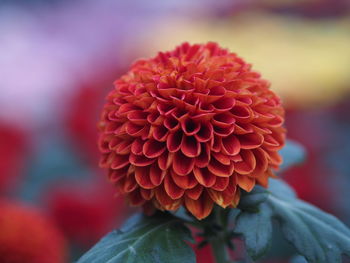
[{"x1": 0, "y1": 0, "x2": 350, "y2": 262}]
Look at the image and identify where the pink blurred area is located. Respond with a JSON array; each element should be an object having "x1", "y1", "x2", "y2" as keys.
[{"x1": 1, "y1": 0, "x2": 350, "y2": 261}]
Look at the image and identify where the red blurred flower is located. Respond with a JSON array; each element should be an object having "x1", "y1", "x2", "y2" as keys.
[
  {"x1": 47, "y1": 181, "x2": 128, "y2": 247},
  {"x1": 0, "y1": 122, "x2": 27, "y2": 193},
  {"x1": 98, "y1": 42, "x2": 286, "y2": 219},
  {"x1": 284, "y1": 109, "x2": 335, "y2": 212},
  {"x1": 0, "y1": 200, "x2": 66, "y2": 263},
  {"x1": 194, "y1": 242, "x2": 214, "y2": 263},
  {"x1": 66, "y1": 79, "x2": 114, "y2": 162}
]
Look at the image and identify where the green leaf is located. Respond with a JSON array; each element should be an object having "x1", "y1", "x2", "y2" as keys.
[
  {"x1": 170, "y1": 206, "x2": 195, "y2": 222},
  {"x1": 290, "y1": 255, "x2": 308, "y2": 263},
  {"x1": 235, "y1": 185, "x2": 271, "y2": 258},
  {"x1": 235, "y1": 202, "x2": 273, "y2": 260},
  {"x1": 268, "y1": 176, "x2": 297, "y2": 201},
  {"x1": 238, "y1": 185, "x2": 269, "y2": 211},
  {"x1": 77, "y1": 213, "x2": 195, "y2": 263},
  {"x1": 279, "y1": 140, "x2": 306, "y2": 172},
  {"x1": 268, "y1": 180, "x2": 350, "y2": 263},
  {"x1": 234, "y1": 179, "x2": 350, "y2": 263}
]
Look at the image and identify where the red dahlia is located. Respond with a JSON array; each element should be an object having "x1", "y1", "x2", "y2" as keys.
[{"x1": 98, "y1": 42, "x2": 286, "y2": 219}]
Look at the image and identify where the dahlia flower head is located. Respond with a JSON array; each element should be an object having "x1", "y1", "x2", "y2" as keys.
[
  {"x1": 99, "y1": 42, "x2": 286, "y2": 220},
  {"x1": 0, "y1": 200, "x2": 66, "y2": 263}
]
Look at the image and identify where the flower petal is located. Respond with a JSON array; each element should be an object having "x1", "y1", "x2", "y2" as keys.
[
  {"x1": 143, "y1": 140, "x2": 166, "y2": 158},
  {"x1": 263, "y1": 134, "x2": 280, "y2": 148},
  {"x1": 128, "y1": 188, "x2": 146, "y2": 206},
  {"x1": 211, "y1": 135, "x2": 222, "y2": 152},
  {"x1": 164, "y1": 175, "x2": 185, "y2": 199},
  {"x1": 158, "y1": 151, "x2": 173, "y2": 170},
  {"x1": 257, "y1": 169, "x2": 272, "y2": 188},
  {"x1": 155, "y1": 186, "x2": 182, "y2": 210},
  {"x1": 181, "y1": 118, "x2": 201, "y2": 136},
  {"x1": 152, "y1": 125, "x2": 168, "y2": 141},
  {"x1": 193, "y1": 167, "x2": 216, "y2": 187},
  {"x1": 185, "y1": 184, "x2": 203, "y2": 200},
  {"x1": 238, "y1": 133, "x2": 264, "y2": 149},
  {"x1": 195, "y1": 143, "x2": 211, "y2": 168},
  {"x1": 234, "y1": 123, "x2": 253, "y2": 134},
  {"x1": 208, "y1": 176, "x2": 237, "y2": 207},
  {"x1": 208, "y1": 158, "x2": 234, "y2": 177},
  {"x1": 194, "y1": 122, "x2": 213, "y2": 142},
  {"x1": 207, "y1": 189, "x2": 231, "y2": 208},
  {"x1": 119, "y1": 173, "x2": 138, "y2": 193},
  {"x1": 111, "y1": 154, "x2": 129, "y2": 169},
  {"x1": 185, "y1": 192, "x2": 213, "y2": 220},
  {"x1": 150, "y1": 163, "x2": 166, "y2": 186},
  {"x1": 211, "y1": 112, "x2": 235, "y2": 128},
  {"x1": 118, "y1": 103, "x2": 139, "y2": 116},
  {"x1": 108, "y1": 137, "x2": 123, "y2": 151},
  {"x1": 114, "y1": 140, "x2": 132, "y2": 155},
  {"x1": 236, "y1": 174, "x2": 255, "y2": 192},
  {"x1": 235, "y1": 150, "x2": 256, "y2": 175},
  {"x1": 108, "y1": 168, "x2": 127, "y2": 184},
  {"x1": 135, "y1": 166, "x2": 155, "y2": 189},
  {"x1": 147, "y1": 111, "x2": 164, "y2": 125},
  {"x1": 129, "y1": 153, "x2": 156, "y2": 167},
  {"x1": 230, "y1": 104, "x2": 253, "y2": 121},
  {"x1": 212, "y1": 152, "x2": 231, "y2": 165},
  {"x1": 171, "y1": 171, "x2": 197, "y2": 189},
  {"x1": 131, "y1": 138, "x2": 145, "y2": 155},
  {"x1": 164, "y1": 115, "x2": 179, "y2": 131},
  {"x1": 213, "y1": 125, "x2": 235, "y2": 137},
  {"x1": 127, "y1": 110, "x2": 148, "y2": 125},
  {"x1": 167, "y1": 130, "x2": 183, "y2": 152},
  {"x1": 250, "y1": 148, "x2": 268, "y2": 177},
  {"x1": 211, "y1": 176, "x2": 229, "y2": 191},
  {"x1": 181, "y1": 136, "x2": 200, "y2": 157},
  {"x1": 172, "y1": 151, "x2": 195, "y2": 176},
  {"x1": 221, "y1": 134, "x2": 240, "y2": 156},
  {"x1": 265, "y1": 149, "x2": 283, "y2": 167},
  {"x1": 205, "y1": 86, "x2": 226, "y2": 103},
  {"x1": 212, "y1": 96, "x2": 235, "y2": 111},
  {"x1": 140, "y1": 189, "x2": 154, "y2": 200},
  {"x1": 126, "y1": 122, "x2": 148, "y2": 137},
  {"x1": 232, "y1": 189, "x2": 241, "y2": 207}
]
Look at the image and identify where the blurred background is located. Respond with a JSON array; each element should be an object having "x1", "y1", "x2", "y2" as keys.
[{"x1": 0, "y1": 0, "x2": 350, "y2": 262}]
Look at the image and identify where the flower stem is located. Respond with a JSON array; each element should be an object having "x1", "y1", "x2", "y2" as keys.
[{"x1": 210, "y1": 237, "x2": 230, "y2": 263}]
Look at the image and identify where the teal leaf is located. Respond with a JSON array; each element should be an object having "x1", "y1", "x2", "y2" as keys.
[
  {"x1": 279, "y1": 140, "x2": 306, "y2": 172},
  {"x1": 238, "y1": 185, "x2": 269, "y2": 211},
  {"x1": 290, "y1": 255, "x2": 308, "y2": 263},
  {"x1": 77, "y1": 213, "x2": 195, "y2": 263},
  {"x1": 235, "y1": 203, "x2": 273, "y2": 260},
  {"x1": 268, "y1": 176, "x2": 297, "y2": 201},
  {"x1": 268, "y1": 179, "x2": 350, "y2": 263},
  {"x1": 234, "y1": 179, "x2": 350, "y2": 263},
  {"x1": 170, "y1": 206, "x2": 195, "y2": 222}
]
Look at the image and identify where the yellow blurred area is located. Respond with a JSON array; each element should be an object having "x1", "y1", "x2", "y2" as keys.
[{"x1": 140, "y1": 13, "x2": 350, "y2": 108}]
